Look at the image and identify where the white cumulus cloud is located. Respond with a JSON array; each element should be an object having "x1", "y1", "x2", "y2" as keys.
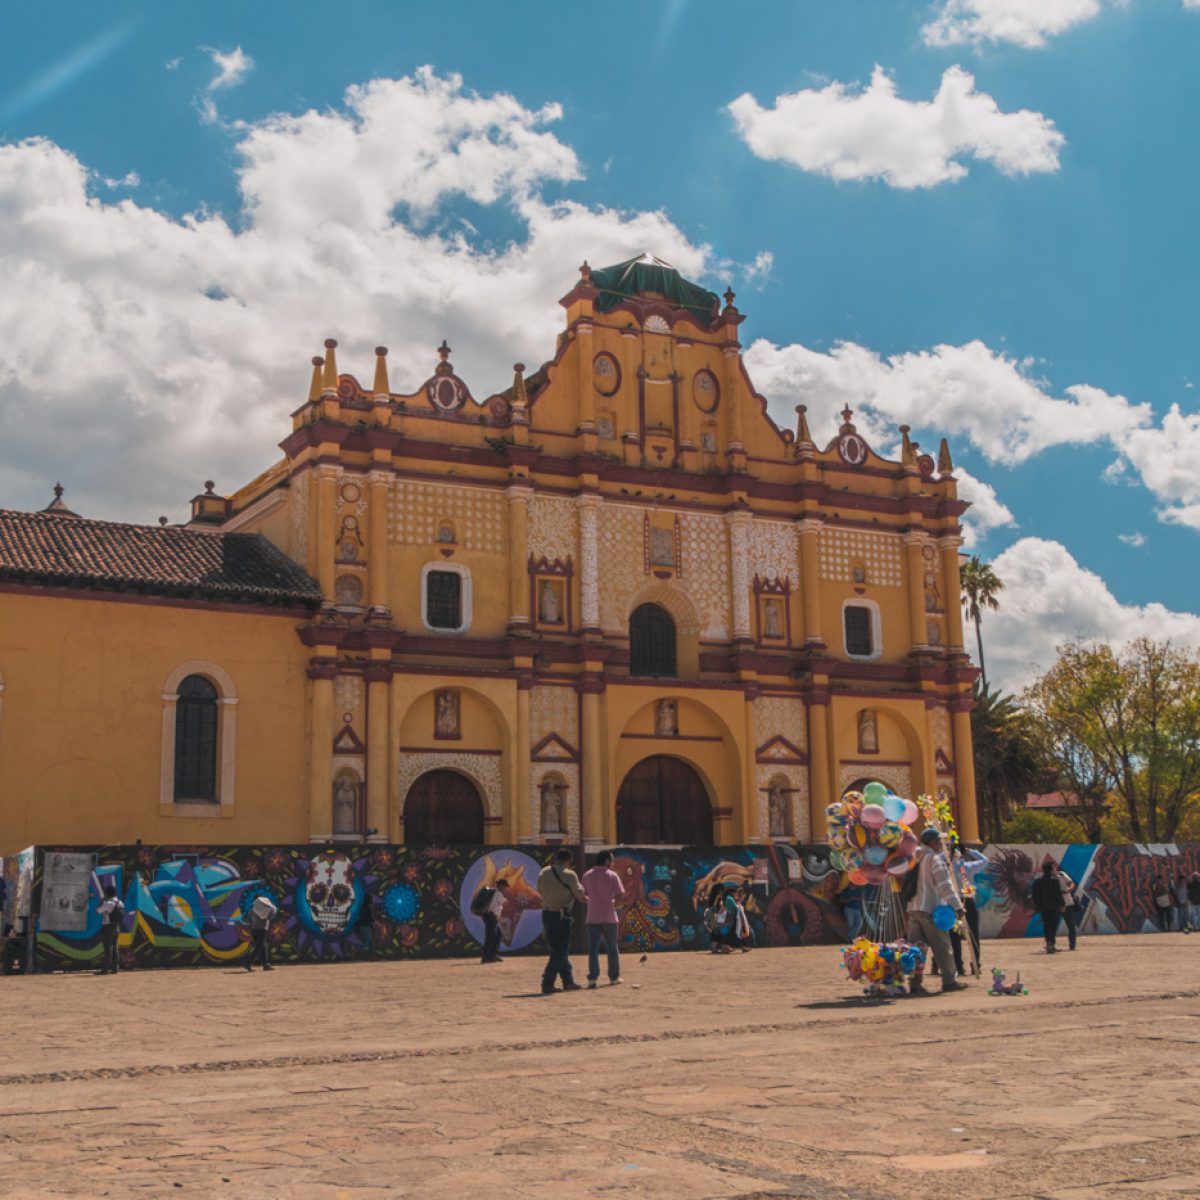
[
  {"x1": 0, "y1": 69, "x2": 715, "y2": 522},
  {"x1": 955, "y1": 466, "x2": 1017, "y2": 548},
  {"x1": 1118, "y1": 532, "x2": 1147, "y2": 547},
  {"x1": 743, "y1": 336, "x2": 1151, "y2": 466},
  {"x1": 726, "y1": 65, "x2": 1064, "y2": 189},
  {"x1": 984, "y1": 538, "x2": 1200, "y2": 691},
  {"x1": 1119, "y1": 404, "x2": 1200, "y2": 530},
  {"x1": 923, "y1": 0, "x2": 1103, "y2": 48},
  {"x1": 197, "y1": 45, "x2": 255, "y2": 124}
]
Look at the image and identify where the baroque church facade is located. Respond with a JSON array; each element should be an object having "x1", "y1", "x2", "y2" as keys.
[{"x1": 0, "y1": 256, "x2": 979, "y2": 854}]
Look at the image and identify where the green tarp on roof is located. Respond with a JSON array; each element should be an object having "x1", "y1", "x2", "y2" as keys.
[{"x1": 590, "y1": 253, "x2": 719, "y2": 319}]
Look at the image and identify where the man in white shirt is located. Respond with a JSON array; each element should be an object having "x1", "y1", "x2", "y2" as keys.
[
  {"x1": 907, "y1": 828, "x2": 968, "y2": 994},
  {"x1": 481, "y1": 878, "x2": 510, "y2": 964}
]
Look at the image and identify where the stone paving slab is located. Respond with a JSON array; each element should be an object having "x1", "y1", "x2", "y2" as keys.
[{"x1": 1, "y1": 934, "x2": 1198, "y2": 1198}]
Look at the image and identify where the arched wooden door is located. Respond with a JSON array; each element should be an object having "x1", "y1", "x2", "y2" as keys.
[
  {"x1": 403, "y1": 769, "x2": 485, "y2": 844},
  {"x1": 615, "y1": 756, "x2": 713, "y2": 845}
]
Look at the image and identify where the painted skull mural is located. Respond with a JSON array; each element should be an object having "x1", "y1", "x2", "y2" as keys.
[{"x1": 293, "y1": 851, "x2": 365, "y2": 947}]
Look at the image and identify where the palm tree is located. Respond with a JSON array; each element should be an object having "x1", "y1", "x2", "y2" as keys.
[
  {"x1": 960, "y1": 555, "x2": 1004, "y2": 691},
  {"x1": 971, "y1": 684, "x2": 1046, "y2": 841}
]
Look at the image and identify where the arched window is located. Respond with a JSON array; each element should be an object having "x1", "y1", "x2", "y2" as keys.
[
  {"x1": 630, "y1": 603, "x2": 676, "y2": 677},
  {"x1": 174, "y1": 675, "x2": 218, "y2": 802},
  {"x1": 161, "y1": 660, "x2": 238, "y2": 813}
]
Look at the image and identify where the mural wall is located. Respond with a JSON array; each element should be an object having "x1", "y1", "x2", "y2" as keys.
[
  {"x1": 28, "y1": 840, "x2": 1199, "y2": 970},
  {"x1": 29, "y1": 841, "x2": 850, "y2": 971},
  {"x1": 976, "y1": 843, "x2": 1200, "y2": 938}
]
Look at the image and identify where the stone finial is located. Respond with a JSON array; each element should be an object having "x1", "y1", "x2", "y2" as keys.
[
  {"x1": 512, "y1": 362, "x2": 528, "y2": 410},
  {"x1": 204, "y1": 480, "x2": 216, "y2": 495},
  {"x1": 579, "y1": 260, "x2": 591, "y2": 282},
  {"x1": 308, "y1": 355, "x2": 325, "y2": 401},
  {"x1": 42, "y1": 483, "x2": 79, "y2": 517},
  {"x1": 839, "y1": 405, "x2": 855, "y2": 432},
  {"x1": 53, "y1": 483, "x2": 64, "y2": 501},
  {"x1": 723, "y1": 287, "x2": 736, "y2": 310},
  {"x1": 435, "y1": 339, "x2": 453, "y2": 376},
  {"x1": 372, "y1": 346, "x2": 390, "y2": 396},
  {"x1": 937, "y1": 437, "x2": 955, "y2": 477},
  {"x1": 158, "y1": 516, "x2": 168, "y2": 527},
  {"x1": 794, "y1": 404, "x2": 814, "y2": 447},
  {"x1": 321, "y1": 338, "x2": 339, "y2": 392},
  {"x1": 900, "y1": 424, "x2": 918, "y2": 472}
]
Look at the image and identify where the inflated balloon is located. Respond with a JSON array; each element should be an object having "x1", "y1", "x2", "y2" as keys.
[
  {"x1": 897, "y1": 831, "x2": 919, "y2": 858},
  {"x1": 860, "y1": 804, "x2": 886, "y2": 830},
  {"x1": 849, "y1": 824, "x2": 868, "y2": 850},
  {"x1": 861, "y1": 865, "x2": 888, "y2": 886},
  {"x1": 842, "y1": 849, "x2": 863, "y2": 871},
  {"x1": 901, "y1": 799, "x2": 920, "y2": 825},
  {"x1": 826, "y1": 804, "x2": 849, "y2": 826},
  {"x1": 829, "y1": 850, "x2": 846, "y2": 871},
  {"x1": 886, "y1": 854, "x2": 914, "y2": 876},
  {"x1": 864, "y1": 845, "x2": 888, "y2": 866},
  {"x1": 932, "y1": 904, "x2": 957, "y2": 931},
  {"x1": 882, "y1": 794, "x2": 907, "y2": 822},
  {"x1": 878, "y1": 821, "x2": 903, "y2": 849},
  {"x1": 848, "y1": 868, "x2": 868, "y2": 886},
  {"x1": 863, "y1": 781, "x2": 888, "y2": 805},
  {"x1": 828, "y1": 826, "x2": 849, "y2": 851}
]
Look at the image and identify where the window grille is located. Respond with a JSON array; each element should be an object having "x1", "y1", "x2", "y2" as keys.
[
  {"x1": 844, "y1": 605, "x2": 874, "y2": 657},
  {"x1": 174, "y1": 674, "x2": 218, "y2": 802},
  {"x1": 426, "y1": 570, "x2": 463, "y2": 630},
  {"x1": 630, "y1": 603, "x2": 677, "y2": 677}
]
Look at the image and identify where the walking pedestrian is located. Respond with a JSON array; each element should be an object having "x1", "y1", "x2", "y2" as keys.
[
  {"x1": 244, "y1": 894, "x2": 277, "y2": 970},
  {"x1": 1151, "y1": 875, "x2": 1174, "y2": 932},
  {"x1": 729, "y1": 885, "x2": 754, "y2": 951},
  {"x1": 582, "y1": 851, "x2": 625, "y2": 987},
  {"x1": 704, "y1": 884, "x2": 735, "y2": 953},
  {"x1": 906, "y1": 828, "x2": 968, "y2": 994},
  {"x1": 478, "y1": 878, "x2": 510, "y2": 963},
  {"x1": 96, "y1": 885, "x2": 124, "y2": 975},
  {"x1": 1174, "y1": 872, "x2": 1191, "y2": 933},
  {"x1": 536, "y1": 850, "x2": 585, "y2": 995},
  {"x1": 1187, "y1": 872, "x2": 1200, "y2": 934},
  {"x1": 1056, "y1": 866, "x2": 1080, "y2": 951},
  {"x1": 1031, "y1": 862, "x2": 1066, "y2": 953},
  {"x1": 950, "y1": 841, "x2": 988, "y2": 974}
]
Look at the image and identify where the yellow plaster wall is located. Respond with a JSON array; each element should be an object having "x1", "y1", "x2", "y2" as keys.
[{"x1": 0, "y1": 591, "x2": 309, "y2": 853}]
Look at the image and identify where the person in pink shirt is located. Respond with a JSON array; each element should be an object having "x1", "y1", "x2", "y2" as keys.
[{"x1": 582, "y1": 851, "x2": 626, "y2": 987}]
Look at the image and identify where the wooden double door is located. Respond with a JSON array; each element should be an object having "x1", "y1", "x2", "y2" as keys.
[
  {"x1": 403, "y1": 769, "x2": 485, "y2": 844},
  {"x1": 615, "y1": 755, "x2": 713, "y2": 846}
]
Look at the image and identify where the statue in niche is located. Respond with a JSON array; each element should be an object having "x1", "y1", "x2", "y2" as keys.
[
  {"x1": 538, "y1": 579, "x2": 562, "y2": 623},
  {"x1": 540, "y1": 779, "x2": 565, "y2": 834},
  {"x1": 858, "y1": 709, "x2": 879, "y2": 754},
  {"x1": 655, "y1": 699, "x2": 678, "y2": 737},
  {"x1": 649, "y1": 526, "x2": 675, "y2": 567},
  {"x1": 333, "y1": 776, "x2": 358, "y2": 834},
  {"x1": 437, "y1": 522, "x2": 456, "y2": 544},
  {"x1": 435, "y1": 690, "x2": 460, "y2": 739},
  {"x1": 924, "y1": 572, "x2": 941, "y2": 612},
  {"x1": 763, "y1": 598, "x2": 783, "y2": 639},
  {"x1": 768, "y1": 781, "x2": 790, "y2": 837}
]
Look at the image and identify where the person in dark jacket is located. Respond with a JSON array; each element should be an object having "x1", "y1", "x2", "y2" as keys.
[
  {"x1": 97, "y1": 885, "x2": 124, "y2": 975},
  {"x1": 1031, "y1": 862, "x2": 1065, "y2": 954},
  {"x1": 1151, "y1": 875, "x2": 1175, "y2": 932}
]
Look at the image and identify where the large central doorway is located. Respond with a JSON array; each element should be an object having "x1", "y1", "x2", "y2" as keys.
[
  {"x1": 403, "y1": 769, "x2": 485, "y2": 844},
  {"x1": 615, "y1": 755, "x2": 713, "y2": 845}
]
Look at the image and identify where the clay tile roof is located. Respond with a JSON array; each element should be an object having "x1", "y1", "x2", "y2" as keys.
[{"x1": 0, "y1": 509, "x2": 322, "y2": 608}]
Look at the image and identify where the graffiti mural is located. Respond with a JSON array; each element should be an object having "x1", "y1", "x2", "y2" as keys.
[
  {"x1": 975, "y1": 843, "x2": 1200, "y2": 938},
  {"x1": 613, "y1": 843, "x2": 846, "y2": 954},
  {"x1": 32, "y1": 844, "x2": 562, "y2": 972}
]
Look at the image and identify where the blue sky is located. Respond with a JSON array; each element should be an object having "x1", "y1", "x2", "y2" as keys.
[{"x1": 0, "y1": 0, "x2": 1197, "y2": 687}]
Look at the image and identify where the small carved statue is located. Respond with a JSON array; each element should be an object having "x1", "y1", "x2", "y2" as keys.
[
  {"x1": 858, "y1": 708, "x2": 879, "y2": 754},
  {"x1": 435, "y1": 690, "x2": 460, "y2": 738},
  {"x1": 763, "y1": 598, "x2": 783, "y2": 638},
  {"x1": 768, "y1": 782, "x2": 790, "y2": 837},
  {"x1": 333, "y1": 776, "x2": 358, "y2": 834},
  {"x1": 539, "y1": 579, "x2": 561, "y2": 623},
  {"x1": 540, "y1": 779, "x2": 564, "y2": 834},
  {"x1": 655, "y1": 698, "x2": 678, "y2": 737}
]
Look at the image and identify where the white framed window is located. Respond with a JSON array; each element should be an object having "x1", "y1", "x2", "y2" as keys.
[
  {"x1": 842, "y1": 600, "x2": 881, "y2": 661},
  {"x1": 160, "y1": 660, "x2": 238, "y2": 816},
  {"x1": 421, "y1": 562, "x2": 472, "y2": 633}
]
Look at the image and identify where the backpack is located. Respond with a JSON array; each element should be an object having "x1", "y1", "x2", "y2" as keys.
[
  {"x1": 899, "y1": 859, "x2": 920, "y2": 907},
  {"x1": 109, "y1": 900, "x2": 125, "y2": 927},
  {"x1": 469, "y1": 886, "x2": 495, "y2": 917}
]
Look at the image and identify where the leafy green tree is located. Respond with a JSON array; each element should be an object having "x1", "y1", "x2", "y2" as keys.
[
  {"x1": 960, "y1": 556, "x2": 1004, "y2": 692},
  {"x1": 1025, "y1": 638, "x2": 1200, "y2": 843},
  {"x1": 971, "y1": 685, "x2": 1047, "y2": 842},
  {"x1": 1000, "y1": 809, "x2": 1083, "y2": 844}
]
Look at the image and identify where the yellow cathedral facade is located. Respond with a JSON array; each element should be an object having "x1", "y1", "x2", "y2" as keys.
[{"x1": 0, "y1": 256, "x2": 979, "y2": 854}]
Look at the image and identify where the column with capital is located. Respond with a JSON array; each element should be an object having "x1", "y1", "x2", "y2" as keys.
[
  {"x1": 365, "y1": 660, "x2": 390, "y2": 841},
  {"x1": 806, "y1": 691, "x2": 832, "y2": 837},
  {"x1": 581, "y1": 682, "x2": 606, "y2": 845},
  {"x1": 307, "y1": 652, "x2": 337, "y2": 841},
  {"x1": 314, "y1": 465, "x2": 340, "y2": 599},
  {"x1": 939, "y1": 534, "x2": 967, "y2": 651},
  {"x1": 797, "y1": 518, "x2": 824, "y2": 645},
  {"x1": 506, "y1": 484, "x2": 533, "y2": 632},
  {"x1": 366, "y1": 468, "x2": 392, "y2": 614},
  {"x1": 951, "y1": 698, "x2": 980, "y2": 842},
  {"x1": 904, "y1": 531, "x2": 930, "y2": 652},
  {"x1": 577, "y1": 493, "x2": 601, "y2": 634},
  {"x1": 726, "y1": 510, "x2": 753, "y2": 642}
]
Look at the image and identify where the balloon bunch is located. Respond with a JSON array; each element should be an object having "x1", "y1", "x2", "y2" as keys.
[
  {"x1": 826, "y1": 780, "x2": 920, "y2": 887},
  {"x1": 840, "y1": 936, "x2": 923, "y2": 998}
]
